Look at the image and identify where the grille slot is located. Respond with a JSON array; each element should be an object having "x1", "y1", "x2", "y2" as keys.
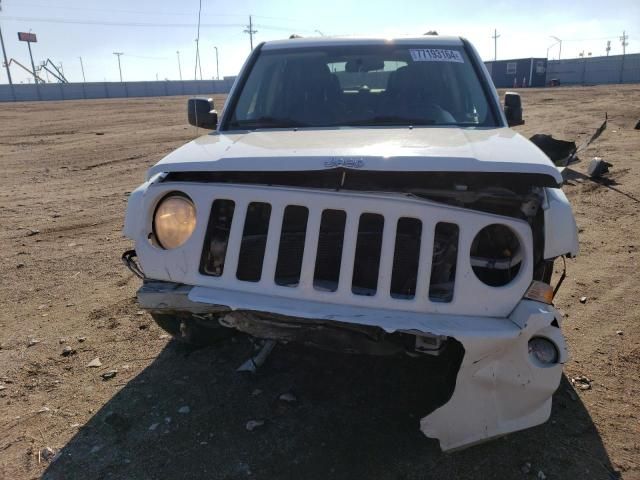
[
  {"x1": 236, "y1": 202, "x2": 272, "y2": 282},
  {"x1": 391, "y1": 218, "x2": 422, "y2": 299},
  {"x1": 429, "y1": 222, "x2": 459, "y2": 303},
  {"x1": 313, "y1": 209, "x2": 346, "y2": 292},
  {"x1": 352, "y1": 213, "x2": 384, "y2": 296},
  {"x1": 200, "y1": 199, "x2": 235, "y2": 277},
  {"x1": 275, "y1": 205, "x2": 309, "y2": 287}
]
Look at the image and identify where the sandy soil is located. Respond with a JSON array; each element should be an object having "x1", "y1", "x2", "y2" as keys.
[{"x1": 0, "y1": 85, "x2": 639, "y2": 480}]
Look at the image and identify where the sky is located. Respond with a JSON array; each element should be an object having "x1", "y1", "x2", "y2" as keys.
[{"x1": 0, "y1": 0, "x2": 638, "y2": 84}]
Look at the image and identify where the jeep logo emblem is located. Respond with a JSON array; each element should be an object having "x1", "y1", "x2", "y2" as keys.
[{"x1": 324, "y1": 157, "x2": 365, "y2": 169}]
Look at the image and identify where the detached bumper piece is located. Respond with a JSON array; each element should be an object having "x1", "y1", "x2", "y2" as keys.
[
  {"x1": 137, "y1": 281, "x2": 566, "y2": 451},
  {"x1": 421, "y1": 301, "x2": 566, "y2": 451}
]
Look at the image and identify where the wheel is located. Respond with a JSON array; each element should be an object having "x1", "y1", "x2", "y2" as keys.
[{"x1": 151, "y1": 312, "x2": 236, "y2": 346}]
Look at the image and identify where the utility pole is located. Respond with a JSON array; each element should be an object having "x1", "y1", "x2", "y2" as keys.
[
  {"x1": 620, "y1": 31, "x2": 629, "y2": 84},
  {"x1": 606, "y1": 40, "x2": 611, "y2": 56},
  {"x1": 176, "y1": 50, "x2": 182, "y2": 80},
  {"x1": 492, "y1": 29, "x2": 500, "y2": 62},
  {"x1": 620, "y1": 30, "x2": 628, "y2": 55},
  {"x1": 214, "y1": 46, "x2": 219, "y2": 80},
  {"x1": 194, "y1": 0, "x2": 202, "y2": 80},
  {"x1": 79, "y1": 56, "x2": 86, "y2": 82},
  {"x1": 113, "y1": 52, "x2": 123, "y2": 82},
  {"x1": 244, "y1": 15, "x2": 257, "y2": 51},
  {"x1": 0, "y1": 10, "x2": 13, "y2": 85}
]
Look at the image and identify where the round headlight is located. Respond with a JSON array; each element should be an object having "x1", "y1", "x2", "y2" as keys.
[
  {"x1": 153, "y1": 194, "x2": 196, "y2": 249},
  {"x1": 528, "y1": 337, "x2": 559, "y2": 365}
]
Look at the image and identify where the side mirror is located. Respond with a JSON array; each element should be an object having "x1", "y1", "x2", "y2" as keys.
[
  {"x1": 504, "y1": 91, "x2": 524, "y2": 127},
  {"x1": 188, "y1": 98, "x2": 218, "y2": 129}
]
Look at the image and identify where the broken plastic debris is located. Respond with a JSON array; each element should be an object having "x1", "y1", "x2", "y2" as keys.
[
  {"x1": 237, "y1": 340, "x2": 276, "y2": 373},
  {"x1": 279, "y1": 392, "x2": 297, "y2": 403},
  {"x1": 245, "y1": 420, "x2": 265, "y2": 431}
]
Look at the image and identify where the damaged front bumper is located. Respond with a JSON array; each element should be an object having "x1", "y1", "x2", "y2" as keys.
[{"x1": 138, "y1": 280, "x2": 566, "y2": 451}]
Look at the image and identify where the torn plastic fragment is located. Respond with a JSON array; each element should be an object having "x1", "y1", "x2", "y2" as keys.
[{"x1": 237, "y1": 339, "x2": 277, "y2": 373}]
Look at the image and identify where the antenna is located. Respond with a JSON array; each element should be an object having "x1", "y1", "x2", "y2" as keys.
[
  {"x1": 491, "y1": 29, "x2": 500, "y2": 61},
  {"x1": 244, "y1": 15, "x2": 257, "y2": 51}
]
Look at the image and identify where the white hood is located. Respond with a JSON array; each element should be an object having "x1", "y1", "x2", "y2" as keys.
[{"x1": 148, "y1": 127, "x2": 562, "y2": 185}]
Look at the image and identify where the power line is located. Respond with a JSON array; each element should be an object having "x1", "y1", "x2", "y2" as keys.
[
  {"x1": 2, "y1": 16, "x2": 246, "y2": 28},
  {"x1": 9, "y1": 3, "x2": 309, "y2": 23}
]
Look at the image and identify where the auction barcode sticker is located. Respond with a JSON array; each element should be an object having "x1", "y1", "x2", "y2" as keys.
[{"x1": 409, "y1": 49, "x2": 464, "y2": 63}]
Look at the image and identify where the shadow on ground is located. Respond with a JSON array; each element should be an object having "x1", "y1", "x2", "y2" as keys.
[{"x1": 44, "y1": 338, "x2": 618, "y2": 480}]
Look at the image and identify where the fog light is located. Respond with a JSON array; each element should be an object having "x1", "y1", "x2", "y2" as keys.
[{"x1": 528, "y1": 337, "x2": 559, "y2": 365}]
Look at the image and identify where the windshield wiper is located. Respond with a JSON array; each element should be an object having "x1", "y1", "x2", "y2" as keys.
[{"x1": 228, "y1": 116, "x2": 310, "y2": 129}]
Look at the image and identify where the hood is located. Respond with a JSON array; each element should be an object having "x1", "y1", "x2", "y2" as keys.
[{"x1": 148, "y1": 127, "x2": 562, "y2": 185}]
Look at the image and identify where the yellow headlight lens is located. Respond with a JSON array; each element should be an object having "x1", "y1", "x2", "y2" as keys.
[{"x1": 153, "y1": 194, "x2": 196, "y2": 249}]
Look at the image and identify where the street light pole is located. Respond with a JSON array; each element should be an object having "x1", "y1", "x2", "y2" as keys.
[
  {"x1": 27, "y1": 40, "x2": 38, "y2": 84},
  {"x1": 113, "y1": 52, "x2": 123, "y2": 82},
  {"x1": 214, "y1": 46, "x2": 219, "y2": 80}
]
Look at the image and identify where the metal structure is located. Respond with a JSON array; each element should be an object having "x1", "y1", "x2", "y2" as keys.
[
  {"x1": 6, "y1": 57, "x2": 44, "y2": 83},
  {"x1": 546, "y1": 53, "x2": 640, "y2": 85},
  {"x1": 0, "y1": 77, "x2": 237, "y2": 102},
  {"x1": 113, "y1": 52, "x2": 124, "y2": 82},
  {"x1": 40, "y1": 58, "x2": 68, "y2": 83},
  {"x1": 18, "y1": 31, "x2": 39, "y2": 84}
]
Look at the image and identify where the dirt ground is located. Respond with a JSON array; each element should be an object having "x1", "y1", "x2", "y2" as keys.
[{"x1": 0, "y1": 85, "x2": 639, "y2": 480}]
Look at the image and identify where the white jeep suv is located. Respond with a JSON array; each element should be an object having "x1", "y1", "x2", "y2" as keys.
[{"x1": 123, "y1": 36, "x2": 578, "y2": 451}]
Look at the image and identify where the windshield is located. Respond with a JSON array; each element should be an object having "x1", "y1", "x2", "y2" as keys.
[{"x1": 226, "y1": 44, "x2": 498, "y2": 130}]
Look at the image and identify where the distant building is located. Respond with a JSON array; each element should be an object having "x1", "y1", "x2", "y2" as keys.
[{"x1": 484, "y1": 58, "x2": 548, "y2": 88}]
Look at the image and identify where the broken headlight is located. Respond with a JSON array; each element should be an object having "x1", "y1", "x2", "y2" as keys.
[{"x1": 153, "y1": 193, "x2": 196, "y2": 249}]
